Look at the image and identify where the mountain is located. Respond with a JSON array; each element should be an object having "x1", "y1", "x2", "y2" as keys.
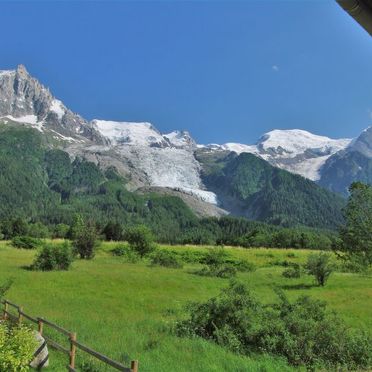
[
  {"x1": 196, "y1": 150, "x2": 345, "y2": 229},
  {"x1": 318, "y1": 127, "x2": 372, "y2": 195},
  {"x1": 203, "y1": 129, "x2": 352, "y2": 181},
  {"x1": 0, "y1": 65, "x2": 105, "y2": 144},
  {"x1": 0, "y1": 65, "x2": 362, "y2": 229}
]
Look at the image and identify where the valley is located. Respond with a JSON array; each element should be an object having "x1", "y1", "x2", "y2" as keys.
[{"x1": 0, "y1": 241, "x2": 371, "y2": 371}]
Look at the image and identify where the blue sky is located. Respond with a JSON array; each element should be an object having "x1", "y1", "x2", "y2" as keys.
[{"x1": 1, "y1": 1, "x2": 372, "y2": 144}]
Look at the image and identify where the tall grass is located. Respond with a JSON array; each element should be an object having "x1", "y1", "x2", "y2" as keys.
[{"x1": 0, "y1": 241, "x2": 370, "y2": 371}]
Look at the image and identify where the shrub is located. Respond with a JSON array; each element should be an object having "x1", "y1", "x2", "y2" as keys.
[
  {"x1": 125, "y1": 225, "x2": 156, "y2": 257},
  {"x1": 172, "y1": 250, "x2": 205, "y2": 264},
  {"x1": 73, "y1": 220, "x2": 99, "y2": 259},
  {"x1": 32, "y1": 242, "x2": 74, "y2": 271},
  {"x1": 0, "y1": 279, "x2": 13, "y2": 301},
  {"x1": 103, "y1": 221, "x2": 123, "y2": 241},
  {"x1": 53, "y1": 223, "x2": 70, "y2": 239},
  {"x1": 150, "y1": 249, "x2": 183, "y2": 268},
  {"x1": 111, "y1": 244, "x2": 140, "y2": 263},
  {"x1": 28, "y1": 222, "x2": 50, "y2": 238},
  {"x1": 0, "y1": 323, "x2": 37, "y2": 372},
  {"x1": 306, "y1": 252, "x2": 334, "y2": 286},
  {"x1": 11, "y1": 236, "x2": 41, "y2": 250},
  {"x1": 195, "y1": 263, "x2": 237, "y2": 279},
  {"x1": 282, "y1": 263, "x2": 301, "y2": 278},
  {"x1": 232, "y1": 259, "x2": 256, "y2": 273},
  {"x1": 200, "y1": 248, "x2": 229, "y2": 266},
  {"x1": 176, "y1": 281, "x2": 372, "y2": 370}
]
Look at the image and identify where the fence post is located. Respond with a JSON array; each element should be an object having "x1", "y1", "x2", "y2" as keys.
[
  {"x1": 18, "y1": 306, "x2": 23, "y2": 325},
  {"x1": 2, "y1": 301, "x2": 8, "y2": 320},
  {"x1": 38, "y1": 318, "x2": 43, "y2": 335},
  {"x1": 131, "y1": 360, "x2": 139, "y2": 372},
  {"x1": 69, "y1": 332, "x2": 77, "y2": 370}
]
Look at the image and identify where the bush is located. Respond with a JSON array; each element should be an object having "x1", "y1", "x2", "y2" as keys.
[
  {"x1": 195, "y1": 263, "x2": 237, "y2": 279},
  {"x1": 111, "y1": 244, "x2": 140, "y2": 263},
  {"x1": 231, "y1": 259, "x2": 256, "y2": 273},
  {"x1": 150, "y1": 250, "x2": 183, "y2": 268},
  {"x1": 176, "y1": 281, "x2": 372, "y2": 370},
  {"x1": 73, "y1": 220, "x2": 99, "y2": 259},
  {"x1": 103, "y1": 221, "x2": 123, "y2": 241},
  {"x1": 11, "y1": 236, "x2": 41, "y2": 250},
  {"x1": 282, "y1": 263, "x2": 301, "y2": 278},
  {"x1": 171, "y1": 250, "x2": 205, "y2": 264},
  {"x1": 32, "y1": 242, "x2": 74, "y2": 271},
  {"x1": 0, "y1": 323, "x2": 37, "y2": 372},
  {"x1": 125, "y1": 225, "x2": 156, "y2": 257},
  {"x1": 28, "y1": 222, "x2": 50, "y2": 238},
  {"x1": 306, "y1": 252, "x2": 334, "y2": 286},
  {"x1": 200, "y1": 248, "x2": 229, "y2": 266},
  {"x1": 0, "y1": 279, "x2": 13, "y2": 301},
  {"x1": 53, "y1": 223, "x2": 70, "y2": 239}
]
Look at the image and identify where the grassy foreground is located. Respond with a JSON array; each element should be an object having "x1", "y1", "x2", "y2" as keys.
[{"x1": 0, "y1": 241, "x2": 371, "y2": 371}]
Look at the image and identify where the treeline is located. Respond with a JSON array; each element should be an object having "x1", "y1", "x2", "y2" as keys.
[{"x1": 0, "y1": 215, "x2": 338, "y2": 250}]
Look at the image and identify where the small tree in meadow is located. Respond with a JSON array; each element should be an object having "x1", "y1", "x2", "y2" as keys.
[
  {"x1": 103, "y1": 221, "x2": 123, "y2": 241},
  {"x1": 125, "y1": 225, "x2": 156, "y2": 257},
  {"x1": 306, "y1": 252, "x2": 333, "y2": 286},
  {"x1": 32, "y1": 242, "x2": 74, "y2": 271},
  {"x1": 339, "y1": 182, "x2": 372, "y2": 268},
  {"x1": 73, "y1": 220, "x2": 99, "y2": 259}
]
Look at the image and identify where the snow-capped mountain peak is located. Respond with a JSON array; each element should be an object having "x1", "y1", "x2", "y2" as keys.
[
  {"x1": 257, "y1": 129, "x2": 351, "y2": 157},
  {"x1": 163, "y1": 130, "x2": 197, "y2": 150},
  {"x1": 203, "y1": 129, "x2": 352, "y2": 181}
]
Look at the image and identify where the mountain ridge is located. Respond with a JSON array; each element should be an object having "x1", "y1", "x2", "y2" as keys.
[{"x1": 0, "y1": 64, "x2": 370, "y2": 228}]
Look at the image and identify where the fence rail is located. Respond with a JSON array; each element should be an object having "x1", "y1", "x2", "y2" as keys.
[{"x1": 1, "y1": 299, "x2": 138, "y2": 372}]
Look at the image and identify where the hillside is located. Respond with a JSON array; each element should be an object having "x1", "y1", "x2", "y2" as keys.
[
  {"x1": 0, "y1": 124, "x2": 200, "y2": 241},
  {"x1": 198, "y1": 151, "x2": 345, "y2": 229}
]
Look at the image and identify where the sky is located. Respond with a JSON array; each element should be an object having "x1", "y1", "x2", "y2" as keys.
[{"x1": 1, "y1": 0, "x2": 372, "y2": 145}]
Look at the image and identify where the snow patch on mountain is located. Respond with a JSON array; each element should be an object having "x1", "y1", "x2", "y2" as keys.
[
  {"x1": 50, "y1": 99, "x2": 65, "y2": 119},
  {"x1": 0, "y1": 70, "x2": 15, "y2": 77},
  {"x1": 163, "y1": 130, "x2": 196, "y2": 150},
  {"x1": 93, "y1": 119, "x2": 168, "y2": 147},
  {"x1": 2, "y1": 114, "x2": 44, "y2": 132}
]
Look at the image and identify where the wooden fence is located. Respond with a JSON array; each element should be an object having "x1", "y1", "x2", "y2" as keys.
[{"x1": 1, "y1": 299, "x2": 138, "y2": 372}]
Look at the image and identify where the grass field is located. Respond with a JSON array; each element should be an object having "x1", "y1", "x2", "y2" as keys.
[{"x1": 0, "y1": 241, "x2": 371, "y2": 371}]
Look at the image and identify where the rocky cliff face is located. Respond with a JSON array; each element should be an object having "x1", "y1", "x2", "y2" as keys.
[{"x1": 0, "y1": 65, "x2": 106, "y2": 144}]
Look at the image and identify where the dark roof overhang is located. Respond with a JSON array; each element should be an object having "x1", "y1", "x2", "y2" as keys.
[{"x1": 337, "y1": 0, "x2": 372, "y2": 35}]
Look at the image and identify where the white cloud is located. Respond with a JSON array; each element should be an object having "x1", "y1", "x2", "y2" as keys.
[{"x1": 272, "y1": 65, "x2": 279, "y2": 72}]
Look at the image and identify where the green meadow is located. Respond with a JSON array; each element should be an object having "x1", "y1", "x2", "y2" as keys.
[{"x1": 0, "y1": 241, "x2": 371, "y2": 371}]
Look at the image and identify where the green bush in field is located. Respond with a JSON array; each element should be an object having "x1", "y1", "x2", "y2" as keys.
[
  {"x1": 172, "y1": 250, "x2": 205, "y2": 263},
  {"x1": 111, "y1": 244, "x2": 140, "y2": 263},
  {"x1": 124, "y1": 225, "x2": 156, "y2": 258},
  {"x1": 306, "y1": 252, "x2": 334, "y2": 286},
  {"x1": 53, "y1": 223, "x2": 70, "y2": 239},
  {"x1": 195, "y1": 248, "x2": 254, "y2": 278},
  {"x1": 0, "y1": 323, "x2": 37, "y2": 372},
  {"x1": 198, "y1": 263, "x2": 237, "y2": 278},
  {"x1": 176, "y1": 281, "x2": 372, "y2": 370},
  {"x1": 11, "y1": 236, "x2": 42, "y2": 249},
  {"x1": 103, "y1": 221, "x2": 123, "y2": 241},
  {"x1": 150, "y1": 249, "x2": 183, "y2": 269},
  {"x1": 72, "y1": 219, "x2": 99, "y2": 260},
  {"x1": 32, "y1": 242, "x2": 74, "y2": 271},
  {"x1": 282, "y1": 263, "x2": 301, "y2": 278},
  {"x1": 27, "y1": 222, "x2": 50, "y2": 238}
]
